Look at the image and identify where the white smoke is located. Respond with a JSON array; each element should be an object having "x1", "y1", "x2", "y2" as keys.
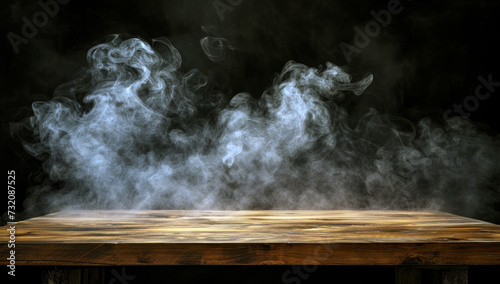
[
  {"x1": 200, "y1": 36, "x2": 234, "y2": 63},
  {"x1": 15, "y1": 36, "x2": 500, "y2": 220}
]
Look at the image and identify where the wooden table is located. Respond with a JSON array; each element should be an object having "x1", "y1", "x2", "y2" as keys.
[{"x1": 2, "y1": 210, "x2": 500, "y2": 283}]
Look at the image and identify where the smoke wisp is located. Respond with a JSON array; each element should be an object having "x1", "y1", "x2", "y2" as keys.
[{"x1": 14, "y1": 36, "x2": 500, "y2": 220}]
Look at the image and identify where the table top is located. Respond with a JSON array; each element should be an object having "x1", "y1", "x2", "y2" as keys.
[{"x1": 2, "y1": 210, "x2": 500, "y2": 265}]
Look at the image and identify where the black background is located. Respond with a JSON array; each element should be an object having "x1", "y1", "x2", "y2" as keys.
[
  {"x1": 3, "y1": 0, "x2": 500, "y2": 220},
  {"x1": 1, "y1": 0, "x2": 500, "y2": 282}
]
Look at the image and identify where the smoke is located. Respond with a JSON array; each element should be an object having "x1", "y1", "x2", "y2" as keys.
[
  {"x1": 200, "y1": 36, "x2": 233, "y2": 63},
  {"x1": 13, "y1": 36, "x2": 500, "y2": 220},
  {"x1": 200, "y1": 26, "x2": 235, "y2": 64}
]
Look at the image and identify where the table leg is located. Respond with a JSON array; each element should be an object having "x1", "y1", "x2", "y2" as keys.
[
  {"x1": 440, "y1": 268, "x2": 468, "y2": 284},
  {"x1": 396, "y1": 266, "x2": 468, "y2": 284},
  {"x1": 395, "y1": 267, "x2": 421, "y2": 284},
  {"x1": 42, "y1": 267, "x2": 105, "y2": 284}
]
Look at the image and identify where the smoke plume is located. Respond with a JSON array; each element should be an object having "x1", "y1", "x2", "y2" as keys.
[{"x1": 13, "y1": 36, "x2": 500, "y2": 220}]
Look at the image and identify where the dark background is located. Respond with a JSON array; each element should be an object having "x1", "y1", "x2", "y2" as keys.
[
  {"x1": 3, "y1": 0, "x2": 500, "y2": 221},
  {"x1": 1, "y1": 0, "x2": 499, "y2": 282}
]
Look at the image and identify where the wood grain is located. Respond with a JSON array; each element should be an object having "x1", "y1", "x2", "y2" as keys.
[{"x1": 1, "y1": 210, "x2": 500, "y2": 265}]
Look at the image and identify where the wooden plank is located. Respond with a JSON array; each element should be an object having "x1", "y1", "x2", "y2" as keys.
[
  {"x1": 4, "y1": 242, "x2": 500, "y2": 266},
  {"x1": 4, "y1": 210, "x2": 500, "y2": 243},
  {"x1": 1, "y1": 210, "x2": 500, "y2": 266}
]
